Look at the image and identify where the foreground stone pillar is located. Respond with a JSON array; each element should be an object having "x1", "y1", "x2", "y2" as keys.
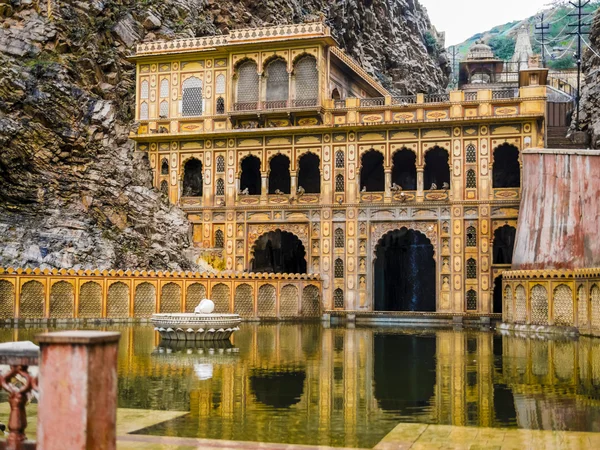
[{"x1": 37, "y1": 331, "x2": 121, "y2": 450}]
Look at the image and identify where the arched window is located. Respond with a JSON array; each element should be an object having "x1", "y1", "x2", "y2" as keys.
[
  {"x1": 466, "y1": 169, "x2": 477, "y2": 188},
  {"x1": 335, "y1": 174, "x2": 345, "y2": 192},
  {"x1": 298, "y1": 153, "x2": 321, "y2": 194},
  {"x1": 334, "y1": 288, "x2": 344, "y2": 309},
  {"x1": 424, "y1": 146, "x2": 450, "y2": 190},
  {"x1": 160, "y1": 180, "x2": 169, "y2": 196},
  {"x1": 466, "y1": 144, "x2": 477, "y2": 163},
  {"x1": 215, "y1": 230, "x2": 224, "y2": 248},
  {"x1": 236, "y1": 60, "x2": 259, "y2": 106},
  {"x1": 334, "y1": 258, "x2": 344, "y2": 278},
  {"x1": 216, "y1": 178, "x2": 225, "y2": 196},
  {"x1": 140, "y1": 80, "x2": 149, "y2": 99},
  {"x1": 493, "y1": 225, "x2": 516, "y2": 265},
  {"x1": 332, "y1": 88, "x2": 341, "y2": 100},
  {"x1": 216, "y1": 96, "x2": 225, "y2": 114},
  {"x1": 392, "y1": 148, "x2": 417, "y2": 190},
  {"x1": 334, "y1": 228, "x2": 344, "y2": 248},
  {"x1": 160, "y1": 78, "x2": 169, "y2": 98},
  {"x1": 466, "y1": 258, "x2": 477, "y2": 279},
  {"x1": 335, "y1": 150, "x2": 345, "y2": 168},
  {"x1": 466, "y1": 289, "x2": 477, "y2": 311},
  {"x1": 216, "y1": 155, "x2": 225, "y2": 173},
  {"x1": 269, "y1": 154, "x2": 291, "y2": 194},
  {"x1": 240, "y1": 155, "x2": 261, "y2": 195},
  {"x1": 182, "y1": 76, "x2": 203, "y2": 116},
  {"x1": 294, "y1": 55, "x2": 318, "y2": 106},
  {"x1": 360, "y1": 150, "x2": 384, "y2": 192},
  {"x1": 159, "y1": 100, "x2": 169, "y2": 118},
  {"x1": 466, "y1": 226, "x2": 477, "y2": 247},
  {"x1": 493, "y1": 144, "x2": 520, "y2": 188},
  {"x1": 182, "y1": 158, "x2": 203, "y2": 197},
  {"x1": 265, "y1": 58, "x2": 289, "y2": 106},
  {"x1": 161, "y1": 158, "x2": 169, "y2": 175},
  {"x1": 215, "y1": 74, "x2": 226, "y2": 95},
  {"x1": 140, "y1": 102, "x2": 148, "y2": 120}
]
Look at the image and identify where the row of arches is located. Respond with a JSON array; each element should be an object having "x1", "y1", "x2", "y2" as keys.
[
  {"x1": 235, "y1": 55, "x2": 319, "y2": 107},
  {"x1": 171, "y1": 143, "x2": 521, "y2": 198},
  {"x1": 0, "y1": 280, "x2": 320, "y2": 319}
]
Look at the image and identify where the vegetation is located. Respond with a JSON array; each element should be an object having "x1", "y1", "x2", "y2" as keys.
[{"x1": 488, "y1": 36, "x2": 516, "y2": 60}]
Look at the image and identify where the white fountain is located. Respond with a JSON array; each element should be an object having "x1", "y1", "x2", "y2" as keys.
[{"x1": 152, "y1": 299, "x2": 241, "y2": 341}]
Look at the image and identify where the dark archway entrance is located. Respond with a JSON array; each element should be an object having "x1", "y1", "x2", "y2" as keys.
[
  {"x1": 297, "y1": 153, "x2": 320, "y2": 193},
  {"x1": 493, "y1": 275, "x2": 503, "y2": 313},
  {"x1": 492, "y1": 144, "x2": 520, "y2": 188},
  {"x1": 240, "y1": 155, "x2": 261, "y2": 195},
  {"x1": 269, "y1": 154, "x2": 291, "y2": 194},
  {"x1": 374, "y1": 228, "x2": 436, "y2": 312},
  {"x1": 392, "y1": 149, "x2": 417, "y2": 190},
  {"x1": 493, "y1": 225, "x2": 516, "y2": 265},
  {"x1": 182, "y1": 158, "x2": 203, "y2": 197},
  {"x1": 424, "y1": 147, "x2": 450, "y2": 190},
  {"x1": 251, "y1": 230, "x2": 307, "y2": 274},
  {"x1": 360, "y1": 150, "x2": 385, "y2": 192}
]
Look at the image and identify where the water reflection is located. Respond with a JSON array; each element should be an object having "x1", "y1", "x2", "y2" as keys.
[{"x1": 2, "y1": 325, "x2": 600, "y2": 447}]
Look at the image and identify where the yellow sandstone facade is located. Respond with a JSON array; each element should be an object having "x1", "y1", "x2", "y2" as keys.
[{"x1": 129, "y1": 22, "x2": 549, "y2": 315}]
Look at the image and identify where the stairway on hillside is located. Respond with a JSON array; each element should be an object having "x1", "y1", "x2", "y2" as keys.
[{"x1": 547, "y1": 126, "x2": 585, "y2": 149}]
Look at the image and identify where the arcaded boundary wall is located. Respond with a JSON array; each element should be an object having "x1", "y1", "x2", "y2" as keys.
[
  {"x1": 512, "y1": 149, "x2": 600, "y2": 270},
  {"x1": 504, "y1": 149, "x2": 600, "y2": 334},
  {"x1": 0, "y1": 268, "x2": 322, "y2": 321}
]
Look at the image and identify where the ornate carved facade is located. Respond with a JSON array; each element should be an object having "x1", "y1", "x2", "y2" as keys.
[{"x1": 130, "y1": 23, "x2": 549, "y2": 314}]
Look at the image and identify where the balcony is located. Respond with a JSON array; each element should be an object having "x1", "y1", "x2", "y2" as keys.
[{"x1": 231, "y1": 99, "x2": 320, "y2": 114}]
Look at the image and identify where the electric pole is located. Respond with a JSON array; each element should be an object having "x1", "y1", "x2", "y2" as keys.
[
  {"x1": 567, "y1": 0, "x2": 591, "y2": 129},
  {"x1": 449, "y1": 46, "x2": 459, "y2": 87},
  {"x1": 535, "y1": 13, "x2": 550, "y2": 67}
]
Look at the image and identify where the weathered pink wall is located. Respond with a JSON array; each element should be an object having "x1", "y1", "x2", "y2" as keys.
[{"x1": 512, "y1": 149, "x2": 600, "y2": 270}]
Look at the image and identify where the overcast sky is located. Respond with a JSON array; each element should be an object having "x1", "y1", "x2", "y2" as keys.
[{"x1": 418, "y1": 0, "x2": 554, "y2": 46}]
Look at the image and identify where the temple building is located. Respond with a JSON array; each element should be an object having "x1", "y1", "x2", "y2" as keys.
[{"x1": 130, "y1": 22, "x2": 548, "y2": 315}]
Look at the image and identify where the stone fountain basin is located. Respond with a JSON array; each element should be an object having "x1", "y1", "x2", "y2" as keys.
[{"x1": 151, "y1": 313, "x2": 242, "y2": 341}]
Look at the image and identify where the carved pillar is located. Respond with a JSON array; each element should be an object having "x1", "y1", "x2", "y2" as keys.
[
  {"x1": 384, "y1": 168, "x2": 392, "y2": 201},
  {"x1": 261, "y1": 172, "x2": 268, "y2": 203},
  {"x1": 417, "y1": 167, "x2": 424, "y2": 201},
  {"x1": 291, "y1": 174, "x2": 297, "y2": 195}
]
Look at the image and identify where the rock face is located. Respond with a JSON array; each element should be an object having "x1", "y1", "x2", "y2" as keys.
[
  {"x1": 0, "y1": 0, "x2": 448, "y2": 271},
  {"x1": 579, "y1": 8, "x2": 600, "y2": 148}
]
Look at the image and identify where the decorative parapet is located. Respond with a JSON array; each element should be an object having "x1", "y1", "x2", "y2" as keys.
[
  {"x1": 0, "y1": 268, "x2": 323, "y2": 321},
  {"x1": 135, "y1": 22, "x2": 330, "y2": 56},
  {"x1": 501, "y1": 267, "x2": 600, "y2": 337}
]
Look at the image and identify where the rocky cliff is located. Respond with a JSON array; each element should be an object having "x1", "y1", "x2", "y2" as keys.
[
  {"x1": 0, "y1": 0, "x2": 449, "y2": 271},
  {"x1": 579, "y1": 7, "x2": 600, "y2": 148}
]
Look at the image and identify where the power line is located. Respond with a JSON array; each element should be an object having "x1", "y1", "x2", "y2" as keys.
[
  {"x1": 567, "y1": 0, "x2": 592, "y2": 129},
  {"x1": 536, "y1": 13, "x2": 550, "y2": 67},
  {"x1": 581, "y1": 34, "x2": 600, "y2": 59}
]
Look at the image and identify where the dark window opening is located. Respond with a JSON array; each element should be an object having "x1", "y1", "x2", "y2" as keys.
[
  {"x1": 251, "y1": 230, "x2": 307, "y2": 274},
  {"x1": 392, "y1": 149, "x2": 417, "y2": 190},
  {"x1": 335, "y1": 174, "x2": 345, "y2": 192},
  {"x1": 360, "y1": 150, "x2": 385, "y2": 192},
  {"x1": 269, "y1": 154, "x2": 291, "y2": 194},
  {"x1": 161, "y1": 158, "x2": 169, "y2": 175},
  {"x1": 216, "y1": 96, "x2": 225, "y2": 114},
  {"x1": 493, "y1": 225, "x2": 516, "y2": 265},
  {"x1": 466, "y1": 289, "x2": 477, "y2": 311},
  {"x1": 334, "y1": 289, "x2": 344, "y2": 309},
  {"x1": 298, "y1": 153, "x2": 321, "y2": 194},
  {"x1": 466, "y1": 226, "x2": 477, "y2": 247},
  {"x1": 466, "y1": 144, "x2": 477, "y2": 163},
  {"x1": 240, "y1": 155, "x2": 261, "y2": 195},
  {"x1": 335, "y1": 150, "x2": 345, "y2": 168},
  {"x1": 216, "y1": 178, "x2": 225, "y2": 196},
  {"x1": 332, "y1": 88, "x2": 341, "y2": 100},
  {"x1": 493, "y1": 144, "x2": 520, "y2": 188},
  {"x1": 466, "y1": 169, "x2": 477, "y2": 189},
  {"x1": 334, "y1": 228, "x2": 344, "y2": 248},
  {"x1": 334, "y1": 258, "x2": 344, "y2": 278},
  {"x1": 424, "y1": 147, "x2": 450, "y2": 190},
  {"x1": 183, "y1": 158, "x2": 203, "y2": 197},
  {"x1": 215, "y1": 230, "x2": 224, "y2": 248},
  {"x1": 493, "y1": 275, "x2": 503, "y2": 313},
  {"x1": 216, "y1": 155, "x2": 225, "y2": 173},
  {"x1": 466, "y1": 258, "x2": 477, "y2": 279}
]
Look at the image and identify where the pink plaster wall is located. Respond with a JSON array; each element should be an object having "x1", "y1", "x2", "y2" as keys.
[{"x1": 512, "y1": 149, "x2": 600, "y2": 270}]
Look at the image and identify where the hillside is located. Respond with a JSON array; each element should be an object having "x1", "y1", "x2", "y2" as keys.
[
  {"x1": 452, "y1": 1, "x2": 600, "y2": 69},
  {"x1": 0, "y1": 0, "x2": 449, "y2": 271}
]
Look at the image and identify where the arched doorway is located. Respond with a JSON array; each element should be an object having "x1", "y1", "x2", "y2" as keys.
[
  {"x1": 360, "y1": 150, "x2": 385, "y2": 192},
  {"x1": 492, "y1": 144, "x2": 520, "y2": 188},
  {"x1": 424, "y1": 147, "x2": 450, "y2": 190},
  {"x1": 493, "y1": 275, "x2": 503, "y2": 313},
  {"x1": 374, "y1": 228, "x2": 436, "y2": 312},
  {"x1": 251, "y1": 230, "x2": 307, "y2": 274},
  {"x1": 493, "y1": 225, "x2": 516, "y2": 265},
  {"x1": 240, "y1": 155, "x2": 261, "y2": 195},
  {"x1": 182, "y1": 158, "x2": 203, "y2": 197},
  {"x1": 297, "y1": 153, "x2": 320, "y2": 193},
  {"x1": 392, "y1": 148, "x2": 417, "y2": 190}
]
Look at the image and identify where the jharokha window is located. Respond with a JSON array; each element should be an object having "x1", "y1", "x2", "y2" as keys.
[
  {"x1": 236, "y1": 60, "x2": 259, "y2": 107},
  {"x1": 181, "y1": 77, "x2": 203, "y2": 117},
  {"x1": 294, "y1": 55, "x2": 318, "y2": 106}
]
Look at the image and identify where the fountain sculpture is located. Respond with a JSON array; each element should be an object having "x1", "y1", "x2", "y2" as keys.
[{"x1": 152, "y1": 299, "x2": 241, "y2": 341}]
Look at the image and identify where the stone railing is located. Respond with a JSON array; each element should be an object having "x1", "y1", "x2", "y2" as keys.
[
  {"x1": 501, "y1": 268, "x2": 600, "y2": 336},
  {"x1": 135, "y1": 22, "x2": 330, "y2": 56},
  {"x1": 0, "y1": 268, "x2": 322, "y2": 322}
]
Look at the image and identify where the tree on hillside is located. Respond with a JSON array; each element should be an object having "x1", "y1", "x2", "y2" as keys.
[{"x1": 488, "y1": 36, "x2": 516, "y2": 60}]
